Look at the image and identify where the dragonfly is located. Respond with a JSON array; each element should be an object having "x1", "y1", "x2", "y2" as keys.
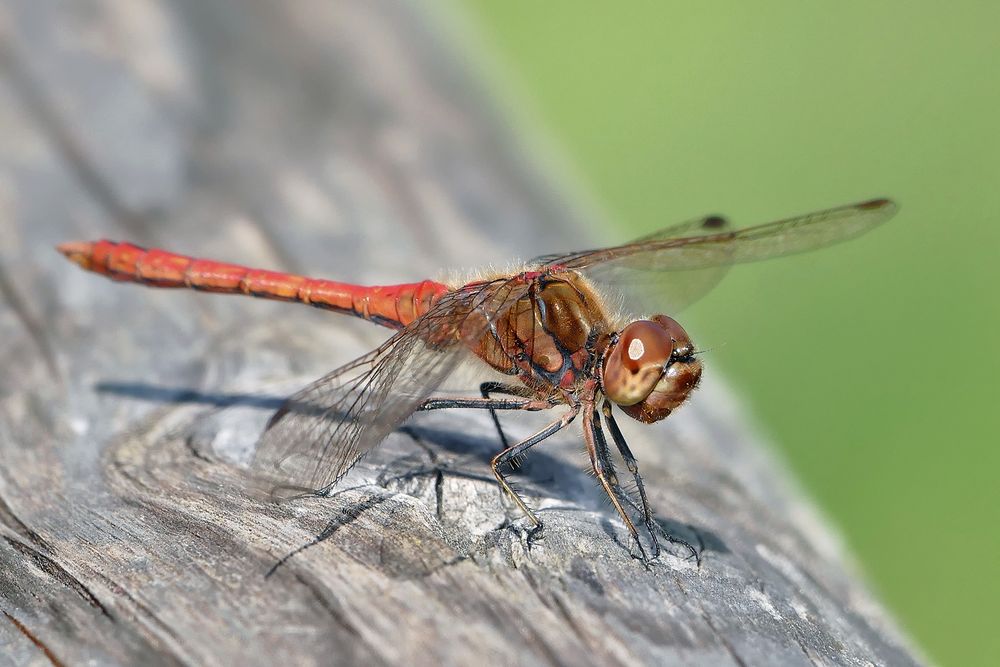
[{"x1": 58, "y1": 198, "x2": 896, "y2": 563}]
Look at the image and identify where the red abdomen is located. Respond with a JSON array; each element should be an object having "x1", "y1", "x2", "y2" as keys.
[{"x1": 58, "y1": 240, "x2": 449, "y2": 329}]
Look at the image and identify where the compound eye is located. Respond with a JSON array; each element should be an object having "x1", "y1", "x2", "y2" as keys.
[
  {"x1": 651, "y1": 314, "x2": 693, "y2": 357},
  {"x1": 621, "y1": 320, "x2": 679, "y2": 370},
  {"x1": 601, "y1": 320, "x2": 673, "y2": 406},
  {"x1": 619, "y1": 320, "x2": 673, "y2": 371}
]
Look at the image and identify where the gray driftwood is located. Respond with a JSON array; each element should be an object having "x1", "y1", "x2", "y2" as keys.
[{"x1": 0, "y1": 1, "x2": 921, "y2": 665}]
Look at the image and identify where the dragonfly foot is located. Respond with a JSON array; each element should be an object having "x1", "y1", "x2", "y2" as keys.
[
  {"x1": 673, "y1": 537, "x2": 701, "y2": 566},
  {"x1": 628, "y1": 534, "x2": 657, "y2": 569},
  {"x1": 525, "y1": 521, "x2": 545, "y2": 551},
  {"x1": 656, "y1": 529, "x2": 701, "y2": 566}
]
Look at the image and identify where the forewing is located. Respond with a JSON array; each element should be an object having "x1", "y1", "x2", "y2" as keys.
[
  {"x1": 534, "y1": 214, "x2": 736, "y2": 315},
  {"x1": 533, "y1": 199, "x2": 895, "y2": 314},
  {"x1": 248, "y1": 277, "x2": 528, "y2": 498}
]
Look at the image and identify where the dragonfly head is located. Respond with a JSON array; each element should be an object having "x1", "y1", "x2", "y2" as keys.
[{"x1": 600, "y1": 315, "x2": 702, "y2": 424}]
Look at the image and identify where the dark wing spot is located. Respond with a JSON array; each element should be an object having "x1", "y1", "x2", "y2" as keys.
[{"x1": 857, "y1": 198, "x2": 891, "y2": 210}]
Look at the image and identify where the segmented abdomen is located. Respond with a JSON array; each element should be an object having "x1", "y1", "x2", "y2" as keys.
[{"x1": 58, "y1": 240, "x2": 449, "y2": 329}]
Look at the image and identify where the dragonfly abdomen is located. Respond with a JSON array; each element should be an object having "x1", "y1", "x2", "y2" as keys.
[{"x1": 58, "y1": 240, "x2": 449, "y2": 329}]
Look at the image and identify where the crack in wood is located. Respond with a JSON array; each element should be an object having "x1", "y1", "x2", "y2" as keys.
[
  {"x1": 90, "y1": 573, "x2": 194, "y2": 667},
  {"x1": 3, "y1": 537, "x2": 112, "y2": 619},
  {"x1": 3, "y1": 610, "x2": 66, "y2": 667},
  {"x1": 0, "y1": 493, "x2": 52, "y2": 552}
]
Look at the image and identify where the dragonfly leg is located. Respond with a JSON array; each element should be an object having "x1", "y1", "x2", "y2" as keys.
[
  {"x1": 416, "y1": 394, "x2": 553, "y2": 413},
  {"x1": 587, "y1": 403, "x2": 652, "y2": 564},
  {"x1": 417, "y1": 390, "x2": 555, "y2": 464},
  {"x1": 491, "y1": 406, "x2": 579, "y2": 536},
  {"x1": 480, "y1": 382, "x2": 550, "y2": 449},
  {"x1": 602, "y1": 400, "x2": 699, "y2": 564},
  {"x1": 601, "y1": 400, "x2": 657, "y2": 559}
]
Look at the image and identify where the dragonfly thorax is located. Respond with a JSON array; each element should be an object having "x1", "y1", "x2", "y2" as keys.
[{"x1": 600, "y1": 315, "x2": 702, "y2": 424}]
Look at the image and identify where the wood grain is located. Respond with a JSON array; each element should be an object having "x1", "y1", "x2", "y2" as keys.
[{"x1": 0, "y1": 1, "x2": 921, "y2": 665}]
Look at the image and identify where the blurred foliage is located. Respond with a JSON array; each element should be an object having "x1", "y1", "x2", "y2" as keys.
[{"x1": 455, "y1": 2, "x2": 999, "y2": 664}]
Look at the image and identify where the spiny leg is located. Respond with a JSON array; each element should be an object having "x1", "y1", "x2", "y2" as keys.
[
  {"x1": 417, "y1": 393, "x2": 553, "y2": 413},
  {"x1": 602, "y1": 400, "x2": 699, "y2": 563},
  {"x1": 491, "y1": 406, "x2": 579, "y2": 541},
  {"x1": 417, "y1": 391, "x2": 555, "y2": 465},
  {"x1": 587, "y1": 403, "x2": 651, "y2": 563},
  {"x1": 480, "y1": 382, "x2": 545, "y2": 449},
  {"x1": 601, "y1": 400, "x2": 658, "y2": 559}
]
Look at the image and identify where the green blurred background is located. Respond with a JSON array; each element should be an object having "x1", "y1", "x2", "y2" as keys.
[{"x1": 454, "y1": 2, "x2": 998, "y2": 665}]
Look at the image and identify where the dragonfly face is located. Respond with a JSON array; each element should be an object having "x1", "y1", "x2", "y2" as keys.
[{"x1": 600, "y1": 315, "x2": 702, "y2": 424}]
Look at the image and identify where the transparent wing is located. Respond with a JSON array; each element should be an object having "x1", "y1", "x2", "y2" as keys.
[
  {"x1": 248, "y1": 277, "x2": 530, "y2": 498},
  {"x1": 543, "y1": 214, "x2": 735, "y2": 315},
  {"x1": 532, "y1": 199, "x2": 896, "y2": 314}
]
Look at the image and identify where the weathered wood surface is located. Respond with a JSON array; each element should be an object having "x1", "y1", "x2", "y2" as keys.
[{"x1": 0, "y1": 1, "x2": 921, "y2": 665}]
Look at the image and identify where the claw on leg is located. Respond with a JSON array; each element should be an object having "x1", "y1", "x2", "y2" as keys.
[
  {"x1": 526, "y1": 521, "x2": 545, "y2": 550},
  {"x1": 490, "y1": 406, "x2": 579, "y2": 535}
]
